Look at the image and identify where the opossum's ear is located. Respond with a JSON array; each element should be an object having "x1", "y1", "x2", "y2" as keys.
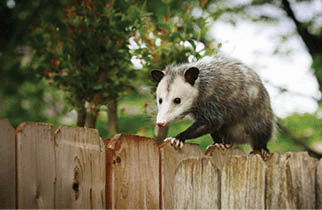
[
  {"x1": 184, "y1": 67, "x2": 199, "y2": 86},
  {"x1": 151, "y1": 70, "x2": 164, "y2": 83}
]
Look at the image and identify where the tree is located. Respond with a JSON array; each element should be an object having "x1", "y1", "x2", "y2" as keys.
[
  {"x1": 0, "y1": 0, "x2": 70, "y2": 127},
  {"x1": 31, "y1": 0, "x2": 145, "y2": 134},
  {"x1": 133, "y1": 0, "x2": 217, "y2": 143},
  {"x1": 278, "y1": 0, "x2": 322, "y2": 98}
]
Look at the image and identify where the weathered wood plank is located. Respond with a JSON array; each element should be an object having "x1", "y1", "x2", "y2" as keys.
[
  {"x1": 174, "y1": 157, "x2": 220, "y2": 209},
  {"x1": 317, "y1": 158, "x2": 322, "y2": 209},
  {"x1": 246, "y1": 154, "x2": 266, "y2": 208},
  {"x1": 160, "y1": 140, "x2": 204, "y2": 209},
  {"x1": 221, "y1": 154, "x2": 266, "y2": 209},
  {"x1": 266, "y1": 153, "x2": 296, "y2": 209},
  {"x1": 16, "y1": 122, "x2": 55, "y2": 209},
  {"x1": 54, "y1": 126, "x2": 105, "y2": 209},
  {"x1": 285, "y1": 152, "x2": 318, "y2": 209},
  {"x1": 0, "y1": 119, "x2": 16, "y2": 209},
  {"x1": 105, "y1": 134, "x2": 160, "y2": 209}
]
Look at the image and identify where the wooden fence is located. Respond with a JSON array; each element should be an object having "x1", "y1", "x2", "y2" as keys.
[{"x1": 1, "y1": 118, "x2": 322, "y2": 209}]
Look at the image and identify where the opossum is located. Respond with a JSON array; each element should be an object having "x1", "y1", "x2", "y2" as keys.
[{"x1": 151, "y1": 55, "x2": 274, "y2": 159}]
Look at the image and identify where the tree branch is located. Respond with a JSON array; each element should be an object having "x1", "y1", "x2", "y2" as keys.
[
  {"x1": 281, "y1": 0, "x2": 322, "y2": 55},
  {"x1": 277, "y1": 121, "x2": 322, "y2": 159}
]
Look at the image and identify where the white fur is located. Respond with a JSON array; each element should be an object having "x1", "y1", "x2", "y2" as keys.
[
  {"x1": 156, "y1": 76, "x2": 199, "y2": 126},
  {"x1": 248, "y1": 85, "x2": 259, "y2": 104}
]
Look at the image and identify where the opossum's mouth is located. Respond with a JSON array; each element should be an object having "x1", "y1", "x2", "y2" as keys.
[{"x1": 156, "y1": 110, "x2": 191, "y2": 128}]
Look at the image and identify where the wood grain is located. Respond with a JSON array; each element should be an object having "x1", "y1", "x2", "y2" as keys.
[
  {"x1": 221, "y1": 154, "x2": 266, "y2": 209},
  {"x1": 105, "y1": 134, "x2": 160, "y2": 209},
  {"x1": 159, "y1": 140, "x2": 204, "y2": 209},
  {"x1": 54, "y1": 126, "x2": 105, "y2": 209},
  {"x1": 16, "y1": 122, "x2": 55, "y2": 209},
  {"x1": 265, "y1": 153, "x2": 295, "y2": 209},
  {"x1": 205, "y1": 145, "x2": 246, "y2": 169},
  {"x1": 0, "y1": 119, "x2": 16, "y2": 209},
  {"x1": 174, "y1": 157, "x2": 220, "y2": 209},
  {"x1": 285, "y1": 152, "x2": 318, "y2": 209},
  {"x1": 317, "y1": 158, "x2": 322, "y2": 209}
]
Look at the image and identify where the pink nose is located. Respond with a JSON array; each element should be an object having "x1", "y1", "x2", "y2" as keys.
[{"x1": 156, "y1": 122, "x2": 167, "y2": 127}]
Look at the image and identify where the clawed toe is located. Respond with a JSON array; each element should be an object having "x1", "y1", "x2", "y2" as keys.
[
  {"x1": 250, "y1": 149, "x2": 270, "y2": 161},
  {"x1": 164, "y1": 137, "x2": 183, "y2": 149},
  {"x1": 211, "y1": 143, "x2": 232, "y2": 151}
]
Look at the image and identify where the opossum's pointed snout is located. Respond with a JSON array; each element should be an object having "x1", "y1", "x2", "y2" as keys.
[{"x1": 156, "y1": 122, "x2": 167, "y2": 127}]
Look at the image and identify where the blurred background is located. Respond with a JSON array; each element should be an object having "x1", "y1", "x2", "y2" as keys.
[{"x1": 1, "y1": 0, "x2": 322, "y2": 157}]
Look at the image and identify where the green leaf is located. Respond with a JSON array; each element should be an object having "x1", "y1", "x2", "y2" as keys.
[{"x1": 92, "y1": 83, "x2": 103, "y2": 90}]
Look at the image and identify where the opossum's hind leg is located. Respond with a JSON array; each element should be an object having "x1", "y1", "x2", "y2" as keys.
[
  {"x1": 210, "y1": 130, "x2": 232, "y2": 150},
  {"x1": 250, "y1": 123, "x2": 272, "y2": 160}
]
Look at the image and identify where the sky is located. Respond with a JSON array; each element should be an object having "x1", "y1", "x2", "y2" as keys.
[{"x1": 209, "y1": 0, "x2": 322, "y2": 118}]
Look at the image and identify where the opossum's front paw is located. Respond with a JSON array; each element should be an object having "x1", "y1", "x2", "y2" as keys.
[
  {"x1": 208, "y1": 143, "x2": 232, "y2": 151},
  {"x1": 250, "y1": 149, "x2": 270, "y2": 161},
  {"x1": 164, "y1": 137, "x2": 183, "y2": 149}
]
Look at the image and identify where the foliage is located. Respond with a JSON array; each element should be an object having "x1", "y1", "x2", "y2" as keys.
[
  {"x1": 133, "y1": 0, "x2": 217, "y2": 77},
  {"x1": 30, "y1": 0, "x2": 146, "y2": 127},
  {"x1": 0, "y1": 53, "x2": 68, "y2": 127},
  {"x1": 0, "y1": 0, "x2": 73, "y2": 126}
]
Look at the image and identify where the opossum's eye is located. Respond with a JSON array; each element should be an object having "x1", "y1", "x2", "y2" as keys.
[
  {"x1": 173, "y1": 98, "x2": 181, "y2": 104},
  {"x1": 159, "y1": 98, "x2": 163, "y2": 104}
]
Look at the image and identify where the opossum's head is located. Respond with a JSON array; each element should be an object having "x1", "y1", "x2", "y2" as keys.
[{"x1": 151, "y1": 67, "x2": 199, "y2": 127}]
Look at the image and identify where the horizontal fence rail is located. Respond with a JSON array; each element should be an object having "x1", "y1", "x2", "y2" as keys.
[{"x1": 0, "y1": 118, "x2": 322, "y2": 209}]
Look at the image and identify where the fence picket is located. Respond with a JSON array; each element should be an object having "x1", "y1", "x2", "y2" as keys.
[
  {"x1": 174, "y1": 158, "x2": 220, "y2": 209},
  {"x1": 285, "y1": 152, "x2": 318, "y2": 209},
  {"x1": 105, "y1": 134, "x2": 160, "y2": 209},
  {"x1": 16, "y1": 122, "x2": 55, "y2": 209},
  {"x1": 0, "y1": 119, "x2": 16, "y2": 209},
  {"x1": 266, "y1": 153, "x2": 295, "y2": 209},
  {"x1": 160, "y1": 141, "x2": 204, "y2": 209},
  {"x1": 246, "y1": 154, "x2": 266, "y2": 208},
  {"x1": 54, "y1": 126, "x2": 105, "y2": 209},
  {"x1": 221, "y1": 154, "x2": 266, "y2": 209}
]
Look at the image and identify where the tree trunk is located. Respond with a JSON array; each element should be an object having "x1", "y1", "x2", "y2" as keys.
[
  {"x1": 85, "y1": 102, "x2": 98, "y2": 128},
  {"x1": 107, "y1": 98, "x2": 118, "y2": 137},
  {"x1": 76, "y1": 103, "x2": 86, "y2": 127},
  {"x1": 154, "y1": 125, "x2": 168, "y2": 145}
]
